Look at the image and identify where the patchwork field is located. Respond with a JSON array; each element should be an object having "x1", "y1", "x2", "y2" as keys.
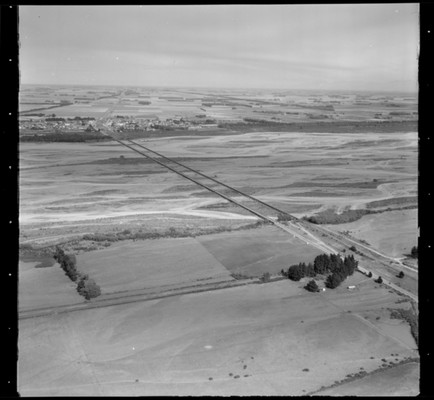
[
  {"x1": 20, "y1": 86, "x2": 418, "y2": 124},
  {"x1": 77, "y1": 237, "x2": 235, "y2": 294},
  {"x1": 18, "y1": 87, "x2": 418, "y2": 396},
  {"x1": 197, "y1": 225, "x2": 323, "y2": 276}
]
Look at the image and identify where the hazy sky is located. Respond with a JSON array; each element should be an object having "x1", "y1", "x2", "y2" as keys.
[{"x1": 19, "y1": 5, "x2": 419, "y2": 92}]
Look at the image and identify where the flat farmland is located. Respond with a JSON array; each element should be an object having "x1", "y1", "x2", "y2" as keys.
[
  {"x1": 76, "y1": 237, "x2": 235, "y2": 294},
  {"x1": 18, "y1": 278, "x2": 418, "y2": 396},
  {"x1": 198, "y1": 225, "x2": 323, "y2": 276},
  {"x1": 73, "y1": 224, "x2": 322, "y2": 297},
  {"x1": 37, "y1": 104, "x2": 109, "y2": 117},
  {"x1": 18, "y1": 98, "x2": 418, "y2": 397},
  {"x1": 19, "y1": 261, "x2": 83, "y2": 311},
  {"x1": 324, "y1": 209, "x2": 418, "y2": 258}
]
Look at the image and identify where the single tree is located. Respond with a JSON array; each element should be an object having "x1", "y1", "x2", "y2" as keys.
[
  {"x1": 78, "y1": 278, "x2": 101, "y2": 300},
  {"x1": 305, "y1": 280, "x2": 319, "y2": 292},
  {"x1": 398, "y1": 271, "x2": 405, "y2": 279},
  {"x1": 367, "y1": 271, "x2": 373, "y2": 278},
  {"x1": 376, "y1": 276, "x2": 383, "y2": 284}
]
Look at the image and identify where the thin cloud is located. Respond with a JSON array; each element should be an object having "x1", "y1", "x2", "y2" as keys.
[{"x1": 19, "y1": 4, "x2": 419, "y2": 91}]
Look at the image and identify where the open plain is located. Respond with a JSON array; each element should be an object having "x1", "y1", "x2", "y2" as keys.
[
  {"x1": 19, "y1": 276, "x2": 418, "y2": 396},
  {"x1": 18, "y1": 87, "x2": 418, "y2": 396}
]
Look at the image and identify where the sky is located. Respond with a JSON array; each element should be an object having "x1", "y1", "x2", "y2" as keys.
[{"x1": 19, "y1": 4, "x2": 419, "y2": 92}]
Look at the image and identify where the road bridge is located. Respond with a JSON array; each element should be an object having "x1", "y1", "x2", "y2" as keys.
[{"x1": 89, "y1": 103, "x2": 418, "y2": 303}]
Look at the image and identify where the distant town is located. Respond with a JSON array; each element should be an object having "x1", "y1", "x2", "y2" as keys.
[{"x1": 19, "y1": 114, "x2": 220, "y2": 134}]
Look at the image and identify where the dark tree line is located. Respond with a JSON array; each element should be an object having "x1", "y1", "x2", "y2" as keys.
[
  {"x1": 20, "y1": 132, "x2": 107, "y2": 143},
  {"x1": 283, "y1": 253, "x2": 358, "y2": 290},
  {"x1": 54, "y1": 247, "x2": 79, "y2": 281},
  {"x1": 53, "y1": 246, "x2": 101, "y2": 300}
]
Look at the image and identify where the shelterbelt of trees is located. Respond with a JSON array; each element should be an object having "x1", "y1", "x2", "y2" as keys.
[
  {"x1": 54, "y1": 247, "x2": 101, "y2": 300},
  {"x1": 282, "y1": 253, "x2": 358, "y2": 290}
]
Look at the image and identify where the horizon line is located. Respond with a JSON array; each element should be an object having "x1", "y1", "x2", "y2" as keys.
[{"x1": 20, "y1": 82, "x2": 418, "y2": 94}]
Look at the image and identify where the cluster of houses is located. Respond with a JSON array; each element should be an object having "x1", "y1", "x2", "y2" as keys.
[
  {"x1": 19, "y1": 116, "x2": 96, "y2": 132},
  {"x1": 20, "y1": 114, "x2": 219, "y2": 134},
  {"x1": 102, "y1": 116, "x2": 217, "y2": 132},
  {"x1": 105, "y1": 116, "x2": 192, "y2": 131}
]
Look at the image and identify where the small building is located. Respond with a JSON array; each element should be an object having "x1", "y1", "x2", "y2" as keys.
[{"x1": 348, "y1": 285, "x2": 356, "y2": 290}]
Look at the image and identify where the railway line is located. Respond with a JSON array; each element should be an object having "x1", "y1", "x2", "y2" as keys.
[
  {"x1": 92, "y1": 128, "x2": 418, "y2": 300},
  {"x1": 95, "y1": 109, "x2": 418, "y2": 289},
  {"x1": 92, "y1": 119, "x2": 337, "y2": 255}
]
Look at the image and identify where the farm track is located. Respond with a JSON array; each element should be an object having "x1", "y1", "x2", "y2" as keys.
[{"x1": 18, "y1": 277, "x2": 265, "y2": 320}]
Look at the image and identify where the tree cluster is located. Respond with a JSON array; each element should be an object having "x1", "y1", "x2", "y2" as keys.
[
  {"x1": 53, "y1": 246, "x2": 101, "y2": 300},
  {"x1": 324, "y1": 254, "x2": 358, "y2": 289},
  {"x1": 276, "y1": 213, "x2": 293, "y2": 222},
  {"x1": 410, "y1": 246, "x2": 418, "y2": 259},
  {"x1": 77, "y1": 274, "x2": 101, "y2": 300},
  {"x1": 305, "y1": 280, "x2": 320, "y2": 292},
  {"x1": 286, "y1": 262, "x2": 316, "y2": 281},
  {"x1": 375, "y1": 276, "x2": 383, "y2": 284},
  {"x1": 303, "y1": 209, "x2": 373, "y2": 225},
  {"x1": 285, "y1": 253, "x2": 358, "y2": 290}
]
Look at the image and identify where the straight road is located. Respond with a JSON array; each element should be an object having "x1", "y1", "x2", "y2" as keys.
[{"x1": 88, "y1": 102, "x2": 418, "y2": 304}]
